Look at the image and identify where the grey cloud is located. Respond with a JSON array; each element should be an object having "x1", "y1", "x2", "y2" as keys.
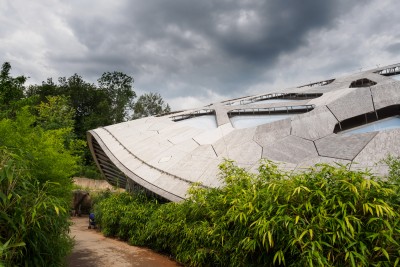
[
  {"x1": 121, "y1": 0, "x2": 353, "y2": 61},
  {"x1": 2, "y1": 0, "x2": 399, "y2": 110},
  {"x1": 62, "y1": 0, "x2": 358, "y2": 98},
  {"x1": 386, "y1": 43, "x2": 400, "y2": 55},
  {"x1": 212, "y1": 1, "x2": 337, "y2": 61}
]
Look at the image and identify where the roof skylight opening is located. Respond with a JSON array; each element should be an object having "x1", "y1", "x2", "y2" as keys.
[
  {"x1": 374, "y1": 65, "x2": 400, "y2": 76},
  {"x1": 341, "y1": 116, "x2": 400, "y2": 136},
  {"x1": 171, "y1": 109, "x2": 218, "y2": 129},
  {"x1": 230, "y1": 114, "x2": 292, "y2": 129},
  {"x1": 176, "y1": 115, "x2": 218, "y2": 129},
  {"x1": 228, "y1": 105, "x2": 314, "y2": 129},
  {"x1": 335, "y1": 105, "x2": 400, "y2": 134},
  {"x1": 238, "y1": 93, "x2": 322, "y2": 106},
  {"x1": 349, "y1": 78, "x2": 377, "y2": 88},
  {"x1": 250, "y1": 98, "x2": 304, "y2": 105}
]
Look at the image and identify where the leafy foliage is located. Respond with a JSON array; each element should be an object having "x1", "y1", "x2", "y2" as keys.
[
  {"x1": 0, "y1": 149, "x2": 73, "y2": 266},
  {"x1": 0, "y1": 62, "x2": 26, "y2": 117},
  {"x1": 132, "y1": 92, "x2": 171, "y2": 119},
  {"x1": 98, "y1": 71, "x2": 136, "y2": 123},
  {"x1": 0, "y1": 65, "x2": 79, "y2": 266},
  {"x1": 0, "y1": 61, "x2": 175, "y2": 265},
  {"x1": 36, "y1": 95, "x2": 75, "y2": 131},
  {"x1": 0, "y1": 62, "x2": 25, "y2": 105},
  {"x1": 26, "y1": 72, "x2": 136, "y2": 140},
  {"x1": 0, "y1": 107, "x2": 79, "y2": 199},
  {"x1": 383, "y1": 155, "x2": 400, "y2": 205},
  {"x1": 94, "y1": 191, "x2": 159, "y2": 242},
  {"x1": 94, "y1": 160, "x2": 400, "y2": 267},
  {"x1": 26, "y1": 71, "x2": 137, "y2": 177}
]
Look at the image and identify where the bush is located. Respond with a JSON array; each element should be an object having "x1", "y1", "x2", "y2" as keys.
[
  {"x1": 384, "y1": 155, "x2": 400, "y2": 206},
  {"x1": 93, "y1": 191, "x2": 159, "y2": 242},
  {"x1": 0, "y1": 107, "x2": 78, "y2": 200},
  {"x1": 0, "y1": 98, "x2": 79, "y2": 266},
  {"x1": 94, "y1": 160, "x2": 400, "y2": 267},
  {"x1": 76, "y1": 164, "x2": 103, "y2": 180},
  {"x1": 0, "y1": 149, "x2": 73, "y2": 266}
]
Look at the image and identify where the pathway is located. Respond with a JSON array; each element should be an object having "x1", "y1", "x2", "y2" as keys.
[{"x1": 66, "y1": 216, "x2": 181, "y2": 267}]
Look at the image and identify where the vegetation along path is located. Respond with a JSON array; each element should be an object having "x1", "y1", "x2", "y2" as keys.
[{"x1": 67, "y1": 216, "x2": 180, "y2": 267}]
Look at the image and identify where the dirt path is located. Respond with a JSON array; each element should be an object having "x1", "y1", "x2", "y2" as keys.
[{"x1": 66, "y1": 216, "x2": 181, "y2": 267}]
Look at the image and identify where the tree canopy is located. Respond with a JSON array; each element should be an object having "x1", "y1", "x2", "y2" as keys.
[
  {"x1": 132, "y1": 92, "x2": 171, "y2": 119},
  {"x1": 0, "y1": 62, "x2": 27, "y2": 117},
  {"x1": 98, "y1": 71, "x2": 136, "y2": 123}
]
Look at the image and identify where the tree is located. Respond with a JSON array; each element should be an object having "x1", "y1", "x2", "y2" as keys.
[
  {"x1": 0, "y1": 106, "x2": 79, "y2": 197},
  {"x1": 132, "y1": 92, "x2": 171, "y2": 119},
  {"x1": 98, "y1": 71, "x2": 136, "y2": 123},
  {"x1": 25, "y1": 72, "x2": 136, "y2": 173},
  {"x1": 26, "y1": 71, "x2": 137, "y2": 137},
  {"x1": 0, "y1": 62, "x2": 27, "y2": 115},
  {"x1": 57, "y1": 74, "x2": 100, "y2": 138},
  {"x1": 0, "y1": 62, "x2": 26, "y2": 103},
  {"x1": 29, "y1": 74, "x2": 113, "y2": 140},
  {"x1": 25, "y1": 78, "x2": 59, "y2": 102},
  {"x1": 36, "y1": 95, "x2": 75, "y2": 130}
]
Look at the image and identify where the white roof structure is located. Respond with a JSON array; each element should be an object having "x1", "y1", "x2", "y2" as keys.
[{"x1": 88, "y1": 64, "x2": 400, "y2": 202}]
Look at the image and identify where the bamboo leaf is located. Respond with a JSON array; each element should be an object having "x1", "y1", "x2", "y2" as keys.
[
  {"x1": 381, "y1": 248, "x2": 390, "y2": 260},
  {"x1": 394, "y1": 257, "x2": 399, "y2": 267},
  {"x1": 54, "y1": 206, "x2": 59, "y2": 216},
  {"x1": 268, "y1": 231, "x2": 274, "y2": 247}
]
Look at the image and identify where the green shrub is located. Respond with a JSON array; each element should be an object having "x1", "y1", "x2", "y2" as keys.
[
  {"x1": 94, "y1": 160, "x2": 400, "y2": 267},
  {"x1": 76, "y1": 164, "x2": 103, "y2": 179},
  {"x1": 0, "y1": 98, "x2": 79, "y2": 266},
  {"x1": 384, "y1": 155, "x2": 400, "y2": 206},
  {"x1": 93, "y1": 191, "x2": 159, "y2": 241},
  {"x1": 0, "y1": 107, "x2": 78, "y2": 200},
  {"x1": 0, "y1": 149, "x2": 73, "y2": 266}
]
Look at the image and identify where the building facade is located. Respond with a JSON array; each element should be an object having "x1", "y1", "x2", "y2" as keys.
[{"x1": 88, "y1": 64, "x2": 400, "y2": 202}]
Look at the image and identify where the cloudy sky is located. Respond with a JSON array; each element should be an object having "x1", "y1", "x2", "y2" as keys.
[{"x1": 1, "y1": 0, "x2": 399, "y2": 110}]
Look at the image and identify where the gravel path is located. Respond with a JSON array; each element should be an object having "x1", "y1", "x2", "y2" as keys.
[{"x1": 66, "y1": 216, "x2": 181, "y2": 267}]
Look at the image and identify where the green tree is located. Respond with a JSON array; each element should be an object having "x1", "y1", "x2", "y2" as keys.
[
  {"x1": 98, "y1": 71, "x2": 136, "y2": 123},
  {"x1": 36, "y1": 95, "x2": 75, "y2": 130},
  {"x1": 30, "y1": 72, "x2": 136, "y2": 138},
  {"x1": 0, "y1": 106, "x2": 79, "y2": 198},
  {"x1": 29, "y1": 74, "x2": 112, "y2": 139},
  {"x1": 26, "y1": 72, "x2": 133, "y2": 176},
  {"x1": 57, "y1": 74, "x2": 102, "y2": 139},
  {"x1": 25, "y1": 78, "x2": 59, "y2": 103},
  {"x1": 0, "y1": 62, "x2": 27, "y2": 116},
  {"x1": 132, "y1": 92, "x2": 171, "y2": 119}
]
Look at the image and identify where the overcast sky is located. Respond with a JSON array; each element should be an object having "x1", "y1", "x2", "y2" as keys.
[{"x1": 1, "y1": 0, "x2": 399, "y2": 110}]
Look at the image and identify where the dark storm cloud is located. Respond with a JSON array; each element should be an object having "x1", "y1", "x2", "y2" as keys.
[
  {"x1": 61, "y1": 0, "x2": 357, "y2": 99},
  {"x1": 209, "y1": 1, "x2": 341, "y2": 61},
  {"x1": 2, "y1": 0, "x2": 399, "y2": 110},
  {"x1": 120, "y1": 0, "x2": 347, "y2": 62}
]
